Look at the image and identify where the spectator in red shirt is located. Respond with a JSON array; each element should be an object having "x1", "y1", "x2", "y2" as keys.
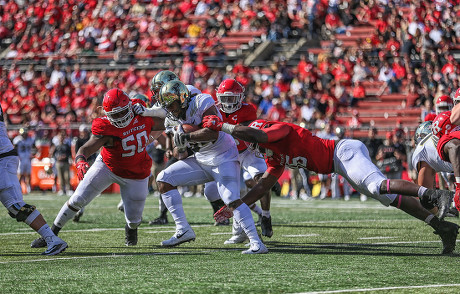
[{"x1": 266, "y1": 98, "x2": 287, "y2": 121}]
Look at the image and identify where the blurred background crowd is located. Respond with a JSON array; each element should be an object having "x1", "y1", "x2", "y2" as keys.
[{"x1": 1, "y1": 0, "x2": 459, "y2": 198}]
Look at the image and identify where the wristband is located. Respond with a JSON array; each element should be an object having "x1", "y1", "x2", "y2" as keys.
[
  {"x1": 221, "y1": 123, "x2": 236, "y2": 134},
  {"x1": 75, "y1": 154, "x2": 87, "y2": 164}
]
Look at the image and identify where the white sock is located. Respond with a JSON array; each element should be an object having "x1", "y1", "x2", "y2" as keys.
[
  {"x1": 162, "y1": 189, "x2": 190, "y2": 231},
  {"x1": 249, "y1": 203, "x2": 263, "y2": 216},
  {"x1": 54, "y1": 204, "x2": 77, "y2": 229},
  {"x1": 37, "y1": 224, "x2": 56, "y2": 242},
  {"x1": 262, "y1": 210, "x2": 271, "y2": 218},
  {"x1": 233, "y1": 204, "x2": 260, "y2": 244},
  {"x1": 232, "y1": 218, "x2": 243, "y2": 235}
]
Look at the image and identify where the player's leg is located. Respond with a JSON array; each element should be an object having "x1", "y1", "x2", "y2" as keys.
[
  {"x1": 0, "y1": 156, "x2": 67, "y2": 255},
  {"x1": 118, "y1": 177, "x2": 149, "y2": 246},
  {"x1": 334, "y1": 139, "x2": 458, "y2": 254},
  {"x1": 213, "y1": 160, "x2": 267, "y2": 254},
  {"x1": 156, "y1": 157, "x2": 211, "y2": 247},
  {"x1": 204, "y1": 181, "x2": 228, "y2": 225}
]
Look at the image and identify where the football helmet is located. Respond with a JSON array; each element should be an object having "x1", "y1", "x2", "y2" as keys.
[
  {"x1": 131, "y1": 93, "x2": 151, "y2": 108},
  {"x1": 454, "y1": 88, "x2": 460, "y2": 106},
  {"x1": 103, "y1": 88, "x2": 134, "y2": 128},
  {"x1": 245, "y1": 120, "x2": 273, "y2": 158},
  {"x1": 216, "y1": 79, "x2": 245, "y2": 113},
  {"x1": 414, "y1": 120, "x2": 432, "y2": 144},
  {"x1": 149, "y1": 70, "x2": 179, "y2": 103},
  {"x1": 432, "y1": 111, "x2": 453, "y2": 145},
  {"x1": 435, "y1": 95, "x2": 453, "y2": 115},
  {"x1": 158, "y1": 80, "x2": 190, "y2": 121}
]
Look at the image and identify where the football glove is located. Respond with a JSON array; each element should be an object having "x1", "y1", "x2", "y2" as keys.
[
  {"x1": 132, "y1": 103, "x2": 146, "y2": 116},
  {"x1": 202, "y1": 115, "x2": 224, "y2": 132},
  {"x1": 173, "y1": 125, "x2": 188, "y2": 149},
  {"x1": 455, "y1": 183, "x2": 460, "y2": 211},
  {"x1": 76, "y1": 160, "x2": 90, "y2": 181},
  {"x1": 214, "y1": 205, "x2": 233, "y2": 223}
]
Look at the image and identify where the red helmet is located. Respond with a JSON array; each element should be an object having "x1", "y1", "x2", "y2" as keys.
[
  {"x1": 103, "y1": 88, "x2": 134, "y2": 128},
  {"x1": 431, "y1": 111, "x2": 453, "y2": 145},
  {"x1": 454, "y1": 88, "x2": 460, "y2": 106},
  {"x1": 216, "y1": 79, "x2": 245, "y2": 113},
  {"x1": 435, "y1": 95, "x2": 453, "y2": 114}
]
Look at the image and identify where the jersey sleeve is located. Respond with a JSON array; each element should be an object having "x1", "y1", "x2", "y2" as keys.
[
  {"x1": 263, "y1": 123, "x2": 291, "y2": 142},
  {"x1": 197, "y1": 94, "x2": 219, "y2": 119},
  {"x1": 92, "y1": 117, "x2": 114, "y2": 137}
]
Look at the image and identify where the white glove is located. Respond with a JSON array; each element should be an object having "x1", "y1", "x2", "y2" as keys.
[
  {"x1": 132, "y1": 103, "x2": 146, "y2": 116},
  {"x1": 173, "y1": 125, "x2": 188, "y2": 149}
]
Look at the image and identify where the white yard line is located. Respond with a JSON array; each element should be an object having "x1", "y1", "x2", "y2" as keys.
[{"x1": 294, "y1": 284, "x2": 460, "y2": 294}]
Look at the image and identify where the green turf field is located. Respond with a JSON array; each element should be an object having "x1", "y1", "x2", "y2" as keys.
[{"x1": 0, "y1": 193, "x2": 459, "y2": 293}]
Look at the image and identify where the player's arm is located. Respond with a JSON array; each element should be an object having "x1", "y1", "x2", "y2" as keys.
[
  {"x1": 416, "y1": 161, "x2": 437, "y2": 188},
  {"x1": 450, "y1": 103, "x2": 460, "y2": 124},
  {"x1": 74, "y1": 134, "x2": 111, "y2": 180},
  {"x1": 241, "y1": 170, "x2": 281, "y2": 206},
  {"x1": 184, "y1": 106, "x2": 220, "y2": 143}
]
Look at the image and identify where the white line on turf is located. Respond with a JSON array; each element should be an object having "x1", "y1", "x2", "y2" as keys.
[
  {"x1": 293, "y1": 283, "x2": 460, "y2": 294},
  {"x1": 358, "y1": 236, "x2": 398, "y2": 240},
  {"x1": 282, "y1": 234, "x2": 320, "y2": 237}
]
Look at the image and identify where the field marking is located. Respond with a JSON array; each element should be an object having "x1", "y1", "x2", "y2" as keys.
[
  {"x1": 358, "y1": 236, "x2": 398, "y2": 240},
  {"x1": 294, "y1": 283, "x2": 460, "y2": 294},
  {"x1": 282, "y1": 234, "x2": 320, "y2": 237}
]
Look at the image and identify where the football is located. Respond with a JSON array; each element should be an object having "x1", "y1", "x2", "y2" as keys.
[{"x1": 181, "y1": 124, "x2": 201, "y2": 133}]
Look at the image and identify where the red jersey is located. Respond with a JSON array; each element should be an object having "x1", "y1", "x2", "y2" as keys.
[
  {"x1": 252, "y1": 121, "x2": 336, "y2": 177},
  {"x1": 436, "y1": 129, "x2": 460, "y2": 161},
  {"x1": 220, "y1": 103, "x2": 257, "y2": 152},
  {"x1": 92, "y1": 113, "x2": 155, "y2": 179}
]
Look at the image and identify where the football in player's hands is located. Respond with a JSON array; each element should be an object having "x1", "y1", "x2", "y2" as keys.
[{"x1": 180, "y1": 124, "x2": 201, "y2": 133}]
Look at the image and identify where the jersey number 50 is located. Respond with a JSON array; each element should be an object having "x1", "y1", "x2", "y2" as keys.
[{"x1": 121, "y1": 131, "x2": 148, "y2": 157}]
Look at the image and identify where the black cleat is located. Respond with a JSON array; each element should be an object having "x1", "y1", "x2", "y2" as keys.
[
  {"x1": 148, "y1": 216, "x2": 168, "y2": 225},
  {"x1": 435, "y1": 190, "x2": 454, "y2": 220},
  {"x1": 446, "y1": 207, "x2": 459, "y2": 218},
  {"x1": 271, "y1": 182, "x2": 281, "y2": 197},
  {"x1": 125, "y1": 224, "x2": 138, "y2": 246},
  {"x1": 31, "y1": 237, "x2": 47, "y2": 248},
  {"x1": 73, "y1": 210, "x2": 84, "y2": 222},
  {"x1": 255, "y1": 214, "x2": 262, "y2": 226},
  {"x1": 434, "y1": 221, "x2": 459, "y2": 254},
  {"x1": 261, "y1": 216, "x2": 273, "y2": 238}
]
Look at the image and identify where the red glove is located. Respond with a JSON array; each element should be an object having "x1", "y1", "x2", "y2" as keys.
[
  {"x1": 76, "y1": 160, "x2": 90, "y2": 181},
  {"x1": 213, "y1": 205, "x2": 233, "y2": 222},
  {"x1": 455, "y1": 183, "x2": 460, "y2": 211},
  {"x1": 202, "y1": 115, "x2": 224, "y2": 132}
]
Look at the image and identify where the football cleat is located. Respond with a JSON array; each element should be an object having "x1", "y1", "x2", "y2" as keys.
[
  {"x1": 446, "y1": 207, "x2": 459, "y2": 218},
  {"x1": 261, "y1": 216, "x2": 273, "y2": 238},
  {"x1": 148, "y1": 216, "x2": 168, "y2": 225},
  {"x1": 433, "y1": 221, "x2": 459, "y2": 254},
  {"x1": 117, "y1": 200, "x2": 124, "y2": 213},
  {"x1": 161, "y1": 228, "x2": 196, "y2": 247},
  {"x1": 73, "y1": 210, "x2": 84, "y2": 222},
  {"x1": 31, "y1": 237, "x2": 47, "y2": 248},
  {"x1": 42, "y1": 237, "x2": 68, "y2": 256},
  {"x1": 435, "y1": 190, "x2": 454, "y2": 220},
  {"x1": 224, "y1": 233, "x2": 248, "y2": 245},
  {"x1": 241, "y1": 241, "x2": 268, "y2": 254},
  {"x1": 125, "y1": 224, "x2": 138, "y2": 246}
]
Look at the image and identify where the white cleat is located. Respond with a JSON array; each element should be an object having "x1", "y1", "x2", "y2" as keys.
[
  {"x1": 161, "y1": 228, "x2": 196, "y2": 247},
  {"x1": 224, "y1": 233, "x2": 248, "y2": 244},
  {"x1": 242, "y1": 241, "x2": 268, "y2": 254},
  {"x1": 42, "y1": 237, "x2": 68, "y2": 256}
]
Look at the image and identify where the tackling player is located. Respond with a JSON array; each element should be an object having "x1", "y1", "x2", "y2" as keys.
[
  {"x1": 31, "y1": 88, "x2": 166, "y2": 248},
  {"x1": 140, "y1": 80, "x2": 267, "y2": 254},
  {"x1": 203, "y1": 116, "x2": 458, "y2": 254},
  {"x1": 0, "y1": 104, "x2": 67, "y2": 255}
]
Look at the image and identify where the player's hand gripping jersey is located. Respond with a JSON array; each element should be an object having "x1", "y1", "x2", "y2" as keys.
[
  {"x1": 92, "y1": 99, "x2": 155, "y2": 179},
  {"x1": 220, "y1": 103, "x2": 257, "y2": 152},
  {"x1": 247, "y1": 120, "x2": 336, "y2": 177}
]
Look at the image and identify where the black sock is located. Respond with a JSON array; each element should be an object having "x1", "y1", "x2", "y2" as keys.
[
  {"x1": 51, "y1": 224, "x2": 61, "y2": 236},
  {"x1": 160, "y1": 208, "x2": 168, "y2": 219},
  {"x1": 210, "y1": 199, "x2": 225, "y2": 214}
]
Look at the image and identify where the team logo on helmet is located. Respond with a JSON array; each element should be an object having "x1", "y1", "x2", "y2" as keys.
[{"x1": 103, "y1": 88, "x2": 134, "y2": 128}]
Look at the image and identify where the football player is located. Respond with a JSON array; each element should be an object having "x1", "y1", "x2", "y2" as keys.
[
  {"x1": 435, "y1": 95, "x2": 454, "y2": 115},
  {"x1": 0, "y1": 104, "x2": 67, "y2": 255},
  {"x1": 31, "y1": 88, "x2": 166, "y2": 248},
  {"x1": 203, "y1": 116, "x2": 458, "y2": 254},
  {"x1": 433, "y1": 110, "x2": 460, "y2": 222},
  {"x1": 140, "y1": 80, "x2": 268, "y2": 254},
  {"x1": 412, "y1": 121, "x2": 458, "y2": 217},
  {"x1": 205, "y1": 79, "x2": 273, "y2": 244},
  {"x1": 13, "y1": 127, "x2": 35, "y2": 194}
]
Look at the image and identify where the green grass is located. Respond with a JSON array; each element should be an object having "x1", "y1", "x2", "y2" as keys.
[{"x1": 0, "y1": 193, "x2": 459, "y2": 294}]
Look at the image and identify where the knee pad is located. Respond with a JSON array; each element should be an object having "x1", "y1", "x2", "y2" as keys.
[
  {"x1": 8, "y1": 202, "x2": 38, "y2": 223},
  {"x1": 127, "y1": 222, "x2": 141, "y2": 230}
]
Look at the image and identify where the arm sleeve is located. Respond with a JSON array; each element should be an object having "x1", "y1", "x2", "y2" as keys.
[{"x1": 263, "y1": 123, "x2": 291, "y2": 142}]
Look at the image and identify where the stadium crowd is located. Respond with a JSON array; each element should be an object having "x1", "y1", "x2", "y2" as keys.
[{"x1": 1, "y1": 0, "x2": 460, "y2": 198}]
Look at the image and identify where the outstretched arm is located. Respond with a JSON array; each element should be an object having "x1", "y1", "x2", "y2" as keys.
[{"x1": 241, "y1": 171, "x2": 280, "y2": 206}]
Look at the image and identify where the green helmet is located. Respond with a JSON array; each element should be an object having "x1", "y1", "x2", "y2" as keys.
[
  {"x1": 149, "y1": 70, "x2": 179, "y2": 103},
  {"x1": 414, "y1": 121, "x2": 432, "y2": 144},
  {"x1": 159, "y1": 80, "x2": 190, "y2": 121},
  {"x1": 131, "y1": 93, "x2": 151, "y2": 108}
]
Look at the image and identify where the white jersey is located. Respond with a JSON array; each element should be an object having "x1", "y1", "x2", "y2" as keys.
[
  {"x1": 13, "y1": 135, "x2": 34, "y2": 160},
  {"x1": 412, "y1": 134, "x2": 452, "y2": 173},
  {"x1": 0, "y1": 105, "x2": 14, "y2": 154},
  {"x1": 164, "y1": 93, "x2": 238, "y2": 166}
]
